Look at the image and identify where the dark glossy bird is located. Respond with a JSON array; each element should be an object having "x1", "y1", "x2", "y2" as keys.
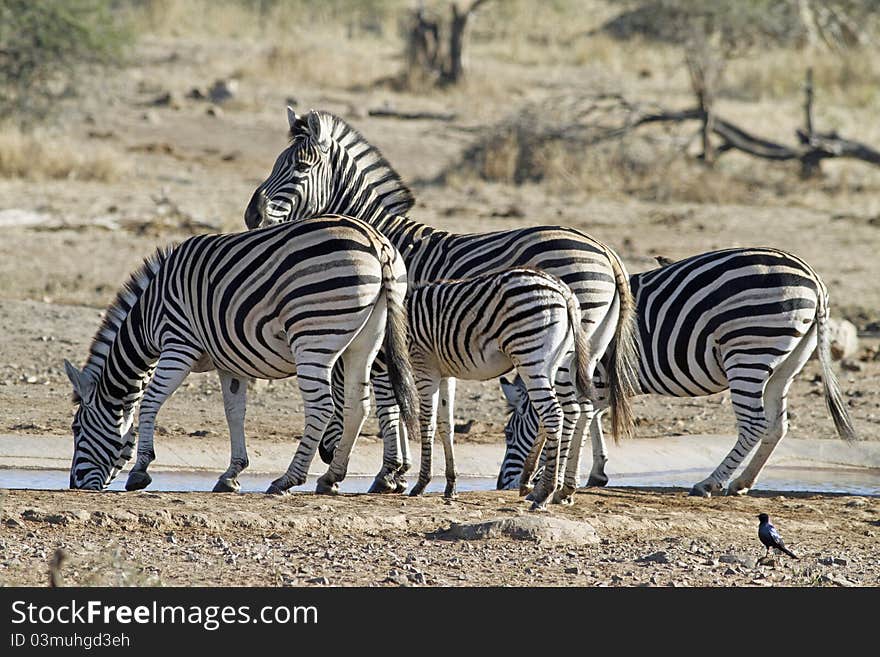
[{"x1": 757, "y1": 513, "x2": 798, "y2": 559}]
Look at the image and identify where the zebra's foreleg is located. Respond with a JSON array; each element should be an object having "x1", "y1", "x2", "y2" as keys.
[
  {"x1": 521, "y1": 377, "x2": 564, "y2": 510},
  {"x1": 126, "y1": 346, "x2": 201, "y2": 491},
  {"x1": 553, "y1": 371, "x2": 584, "y2": 505},
  {"x1": 213, "y1": 370, "x2": 249, "y2": 493},
  {"x1": 438, "y1": 377, "x2": 457, "y2": 499},
  {"x1": 409, "y1": 375, "x2": 440, "y2": 497}
]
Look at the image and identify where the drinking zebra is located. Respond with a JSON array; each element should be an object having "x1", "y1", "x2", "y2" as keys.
[
  {"x1": 497, "y1": 247, "x2": 858, "y2": 497},
  {"x1": 244, "y1": 108, "x2": 640, "y2": 505},
  {"x1": 64, "y1": 216, "x2": 418, "y2": 494}
]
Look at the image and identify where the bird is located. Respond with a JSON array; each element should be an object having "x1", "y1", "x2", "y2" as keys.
[{"x1": 757, "y1": 513, "x2": 798, "y2": 559}]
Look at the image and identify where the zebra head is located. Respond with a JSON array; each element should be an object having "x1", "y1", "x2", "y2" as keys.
[
  {"x1": 498, "y1": 375, "x2": 540, "y2": 490},
  {"x1": 245, "y1": 108, "x2": 337, "y2": 229},
  {"x1": 65, "y1": 360, "x2": 135, "y2": 490},
  {"x1": 245, "y1": 108, "x2": 415, "y2": 230}
]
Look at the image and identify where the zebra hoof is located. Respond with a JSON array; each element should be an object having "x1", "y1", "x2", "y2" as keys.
[
  {"x1": 367, "y1": 474, "x2": 396, "y2": 494},
  {"x1": 443, "y1": 482, "x2": 457, "y2": 500},
  {"x1": 529, "y1": 500, "x2": 549, "y2": 512},
  {"x1": 725, "y1": 481, "x2": 751, "y2": 496},
  {"x1": 265, "y1": 483, "x2": 289, "y2": 496},
  {"x1": 552, "y1": 486, "x2": 576, "y2": 505},
  {"x1": 315, "y1": 477, "x2": 339, "y2": 495},
  {"x1": 393, "y1": 475, "x2": 408, "y2": 494},
  {"x1": 688, "y1": 480, "x2": 720, "y2": 498},
  {"x1": 519, "y1": 483, "x2": 534, "y2": 498},
  {"x1": 212, "y1": 478, "x2": 240, "y2": 493},
  {"x1": 125, "y1": 471, "x2": 152, "y2": 491},
  {"x1": 409, "y1": 481, "x2": 428, "y2": 497},
  {"x1": 586, "y1": 474, "x2": 609, "y2": 488}
]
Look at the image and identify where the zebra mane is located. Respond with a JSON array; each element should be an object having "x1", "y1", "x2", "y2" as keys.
[
  {"x1": 292, "y1": 110, "x2": 416, "y2": 218},
  {"x1": 73, "y1": 245, "x2": 174, "y2": 403}
]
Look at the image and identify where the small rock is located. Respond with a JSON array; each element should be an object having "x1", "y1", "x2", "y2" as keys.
[
  {"x1": 840, "y1": 359, "x2": 864, "y2": 373},
  {"x1": 306, "y1": 576, "x2": 330, "y2": 585},
  {"x1": 819, "y1": 557, "x2": 848, "y2": 566},
  {"x1": 4, "y1": 518, "x2": 23, "y2": 528},
  {"x1": 564, "y1": 566, "x2": 581, "y2": 575},
  {"x1": 206, "y1": 105, "x2": 223, "y2": 118},
  {"x1": 209, "y1": 78, "x2": 238, "y2": 104},
  {"x1": 636, "y1": 551, "x2": 669, "y2": 564},
  {"x1": 820, "y1": 573, "x2": 853, "y2": 587}
]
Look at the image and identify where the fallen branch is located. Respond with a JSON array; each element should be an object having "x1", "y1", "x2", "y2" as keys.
[{"x1": 368, "y1": 108, "x2": 457, "y2": 121}]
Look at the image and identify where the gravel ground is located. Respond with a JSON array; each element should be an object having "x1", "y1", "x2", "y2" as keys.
[{"x1": 1, "y1": 488, "x2": 877, "y2": 587}]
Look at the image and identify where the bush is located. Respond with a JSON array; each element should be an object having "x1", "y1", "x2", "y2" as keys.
[{"x1": 0, "y1": 0, "x2": 130, "y2": 123}]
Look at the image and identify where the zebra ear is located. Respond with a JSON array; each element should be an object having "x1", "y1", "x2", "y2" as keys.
[
  {"x1": 306, "y1": 109, "x2": 331, "y2": 154},
  {"x1": 287, "y1": 106, "x2": 300, "y2": 131},
  {"x1": 500, "y1": 376, "x2": 528, "y2": 412},
  {"x1": 64, "y1": 359, "x2": 95, "y2": 405}
]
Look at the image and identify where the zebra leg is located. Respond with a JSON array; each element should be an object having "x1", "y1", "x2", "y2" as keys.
[
  {"x1": 409, "y1": 375, "x2": 440, "y2": 497},
  {"x1": 317, "y1": 360, "x2": 345, "y2": 465},
  {"x1": 126, "y1": 346, "x2": 201, "y2": 491},
  {"x1": 586, "y1": 408, "x2": 610, "y2": 487},
  {"x1": 690, "y1": 363, "x2": 769, "y2": 497},
  {"x1": 727, "y1": 330, "x2": 814, "y2": 495},
  {"x1": 317, "y1": 300, "x2": 388, "y2": 494},
  {"x1": 213, "y1": 370, "x2": 249, "y2": 493},
  {"x1": 267, "y1": 357, "x2": 334, "y2": 495},
  {"x1": 553, "y1": 371, "x2": 584, "y2": 505},
  {"x1": 367, "y1": 364, "x2": 405, "y2": 494},
  {"x1": 521, "y1": 377, "x2": 564, "y2": 510},
  {"x1": 438, "y1": 377, "x2": 458, "y2": 499}
]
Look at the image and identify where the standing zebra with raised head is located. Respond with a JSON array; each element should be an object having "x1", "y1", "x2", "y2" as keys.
[
  {"x1": 64, "y1": 217, "x2": 418, "y2": 494},
  {"x1": 497, "y1": 247, "x2": 858, "y2": 497},
  {"x1": 244, "y1": 108, "x2": 640, "y2": 506}
]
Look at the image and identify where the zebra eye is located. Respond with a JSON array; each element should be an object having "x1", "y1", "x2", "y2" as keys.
[{"x1": 293, "y1": 160, "x2": 311, "y2": 173}]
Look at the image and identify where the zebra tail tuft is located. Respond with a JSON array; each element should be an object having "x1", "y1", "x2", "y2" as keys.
[
  {"x1": 380, "y1": 247, "x2": 421, "y2": 448},
  {"x1": 604, "y1": 248, "x2": 640, "y2": 443},
  {"x1": 816, "y1": 293, "x2": 858, "y2": 441},
  {"x1": 565, "y1": 290, "x2": 593, "y2": 402}
]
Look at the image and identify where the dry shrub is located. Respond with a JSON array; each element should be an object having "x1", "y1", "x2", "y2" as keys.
[{"x1": 0, "y1": 127, "x2": 130, "y2": 181}]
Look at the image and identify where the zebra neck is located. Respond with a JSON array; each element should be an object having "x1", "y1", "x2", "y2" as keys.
[{"x1": 372, "y1": 214, "x2": 440, "y2": 254}]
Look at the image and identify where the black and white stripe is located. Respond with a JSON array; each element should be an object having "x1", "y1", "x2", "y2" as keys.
[
  {"x1": 401, "y1": 268, "x2": 593, "y2": 507},
  {"x1": 245, "y1": 108, "x2": 641, "y2": 504},
  {"x1": 499, "y1": 247, "x2": 858, "y2": 496},
  {"x1": 64, "y1": 216, "x2": 418, "y2": 494}
]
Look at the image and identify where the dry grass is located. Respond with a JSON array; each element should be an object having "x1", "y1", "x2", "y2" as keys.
[{"x1": 0, "y1": 127, "x2": 130, "y2": 182}]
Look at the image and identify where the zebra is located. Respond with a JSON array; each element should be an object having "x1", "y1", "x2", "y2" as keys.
[
  {"x1": 399, "y1": 267, "x2": 593, "y2": 507},
  {"x1": 496, "y1": 247, "x2": 858, "y2": 497},
  {"x1": 244, "y1": 108, "x2": 640, "y2": 507},
  {"x1": 63, "y1": 216, "x2": 419, "y2": 494}
]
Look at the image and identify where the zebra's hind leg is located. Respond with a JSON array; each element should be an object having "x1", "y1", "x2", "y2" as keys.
[
  {"x1": 586, "y1": 408, "x2": 610, "y2": 487},
  {"x1": 367, "y1": 365, "x2": 405, "y2": 494},
  {"x1": 126, "y1": 346, "x2": 201, "y2": 491},
  {"x1": 213, "y1": 370, "x2": 249, "y2": 493},
  {"x1": 553, "y1": 371, "x2": 583, "y2": 505},
  {"x1": 317, "y1": 298, "x2": 388, "y2": 496},
  {"x1": 689, "y1": 358, "x2": 770, "y2": 497},
  {"x1": 267, "y1": 357, "x2": 334, "y2": 495},
  {"x1": 727, "y1": 329, "x2": 814, "y2": 495},
  {"x1": 521, "y1": 377, "x2": 564, "y2": 510}
]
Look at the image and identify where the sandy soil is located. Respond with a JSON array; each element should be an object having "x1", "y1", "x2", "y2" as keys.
[
  {"x1": 1, "y1": 487, "x2": 877, "y2": 587},
  {"x1": 1, "y1": 17, "x2": 879, "y2": 587}
]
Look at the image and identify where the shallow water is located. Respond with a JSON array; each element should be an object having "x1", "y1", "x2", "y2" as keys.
[{"x1": 1, "y1": 466, "x2": 878, "y2": 495}]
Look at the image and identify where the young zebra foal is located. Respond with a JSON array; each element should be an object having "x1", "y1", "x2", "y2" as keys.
[
  {"x1": 64, "y1": 216, "x2": 418, "y2": 494},
  {"x1": 498, "y1": 247, "x2": 858, "y2": 497},
  {"x1": 401, "y1": 268, "x2": 594, "y2": 509}
]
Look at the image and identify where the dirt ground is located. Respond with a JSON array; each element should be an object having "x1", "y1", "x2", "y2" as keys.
[
  {"x1": 0, "y1": 3, "x2": 879, "y2": 587},
  {"x1": 1, "y1": 487, "x2": 877, "y2": 587}
]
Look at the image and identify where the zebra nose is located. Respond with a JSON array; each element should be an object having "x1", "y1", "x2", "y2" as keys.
[{"x1": 244, "y1": 190, "x2": 263, "y2": 229}]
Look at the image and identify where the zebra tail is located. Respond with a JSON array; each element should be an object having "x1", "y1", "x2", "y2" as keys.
[
  {"x1": 379, "y1": 247, "x2": 421, "y2": 448},
  {"x1": 565, "y1": 290, "x2": 593, "y2": 403},
  {"x1": 604, "y1": 248, "x2": 639, "y2": 442},
  {"x1": 815, "y1": 292, "x2": 858, "y2": 441}
]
